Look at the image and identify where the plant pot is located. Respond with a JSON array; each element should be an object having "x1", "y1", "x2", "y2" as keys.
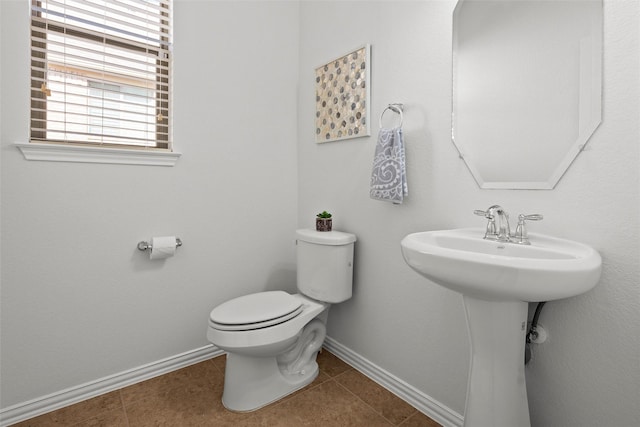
[{"x1": 316, "y1": 218, "x2": 332, "y2": 232}]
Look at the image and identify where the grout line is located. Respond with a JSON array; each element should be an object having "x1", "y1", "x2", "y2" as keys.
[
  {"x1": 323, "y1": 339, "x2": 455, "y2": 426},
  {"x1": 119, "y1": 391, "x2": 130, "y2": 427},
  {"x1": 66, "y1": 391, "x2": 127, "y2": 427},
  {"x1": 332, "y1": 367, "x2": 424, "y2": 426},
  {"x1": 331, "y1": 379, "x2": 402, "y2": 426},
  {"x1": 397, "y1": 411, "x2": 425, "y2": 427}
]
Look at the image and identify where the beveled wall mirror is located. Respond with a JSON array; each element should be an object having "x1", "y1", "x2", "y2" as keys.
[{"x1": 452, "y1": 0, "x2": 602, "y2": 189}]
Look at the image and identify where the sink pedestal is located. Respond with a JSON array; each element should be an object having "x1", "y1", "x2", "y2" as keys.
[{"x1": 462, "y1": 296, "x2": 530, "y2": 427}]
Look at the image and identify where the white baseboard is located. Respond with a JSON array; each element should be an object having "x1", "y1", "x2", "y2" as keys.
[
  {"x1": 1, "y1": 339, "x2": 463, "y2": 427},
  {"x1": 0, "y1": 345, "x2": 223, "y2": 427},
  {"x1": 323, "y1": 336, "x2": 464, "y2": 427}
]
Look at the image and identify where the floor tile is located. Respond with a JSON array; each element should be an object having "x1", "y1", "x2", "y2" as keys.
[
  {"x1": 120, "y1": 360, "x2": 221, "y2": 407},
  {"x1": 335, "y1": 369, "x2": 418, "y2": 425},
  {"x1": 399, "y1": 411, "x2": 443, "y2": 427},
  {"x1": 12, "y1": 391, "x2": 123, "y2": 426},
  {"x1": 72, "y1": 408, "x2": 128, "y2": 427},
  {"x1": 12, "y1": 349, "x2": 443, "y2": 427},
  {"x1": 316, "y1": 349, "x2": 353, "y2": 377},
  {"x1": 210, "y1": 353, "x2": 226, "y2": 373},
  {"x1": 247, "y1": 380, "x2": 393, "y2": 427},
  {"x1": 125, "y1": 393, "x2": 251, "y2": 427},
  {"x1": 123, "y1": 360, "x2": 240, "y2": 426}
]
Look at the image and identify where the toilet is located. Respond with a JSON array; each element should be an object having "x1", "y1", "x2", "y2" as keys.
[{"x1": 206, "y1": 229, "x2": 356, "y2": 412}]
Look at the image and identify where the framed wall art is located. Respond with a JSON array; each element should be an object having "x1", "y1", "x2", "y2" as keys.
[{"x1": 315, "y1": 45, "x2": 371, "y2": 143}]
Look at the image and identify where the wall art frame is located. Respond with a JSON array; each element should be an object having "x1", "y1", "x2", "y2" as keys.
[{"x1": 315, "y1": 44, "x2": 371, "y2": 143}]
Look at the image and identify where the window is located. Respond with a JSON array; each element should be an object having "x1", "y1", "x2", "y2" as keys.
[{"x1": 30, "y1": 0, "x2": 172, "y2": 150}]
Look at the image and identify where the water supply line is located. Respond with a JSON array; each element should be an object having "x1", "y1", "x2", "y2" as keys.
[{"x1": 525, "y1": 301, "x2": 547, "y2": 365}]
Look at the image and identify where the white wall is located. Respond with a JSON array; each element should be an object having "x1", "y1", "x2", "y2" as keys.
[
  {"x1": 0, "y1": 0, "x2": 299, "y2": 408},
  {"x1": 297, "y1": 1, "x2": 639, "y2": 426}
]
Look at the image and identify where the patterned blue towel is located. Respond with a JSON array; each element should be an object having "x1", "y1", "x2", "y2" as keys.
[{"x1": 370, "y1": 127, "x2": 408, "y2": 204}]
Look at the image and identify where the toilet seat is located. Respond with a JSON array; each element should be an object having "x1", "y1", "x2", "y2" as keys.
[
  {"x1": 207, "y1": 293, "x2": 327, "y2": 356},
  {"x1": 209, "y1": 291, "x2": 303, "y2": 331}
]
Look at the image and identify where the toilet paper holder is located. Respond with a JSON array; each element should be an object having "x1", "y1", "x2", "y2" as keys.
[{"x1": 137, "y1": 237, "x2": 182, "y2": 252}]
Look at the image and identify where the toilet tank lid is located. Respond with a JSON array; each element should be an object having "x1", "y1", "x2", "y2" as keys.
[{"x1": 296, "y1": 229, "x2": 356, "y2": 245}]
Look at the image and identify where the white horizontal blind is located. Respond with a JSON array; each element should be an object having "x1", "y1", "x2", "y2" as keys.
[{"x1": 30, "y1": 0, "x2": 172, "y2": 149}]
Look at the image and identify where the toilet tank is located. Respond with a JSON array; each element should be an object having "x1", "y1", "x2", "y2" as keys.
[{"x1": 295, "y1": 229, "x2": 356, "y2": 303}]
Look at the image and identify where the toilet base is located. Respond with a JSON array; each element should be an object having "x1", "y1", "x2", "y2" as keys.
[{"x1": 221, "y1": 352, "x2": 319, "y2": 412}]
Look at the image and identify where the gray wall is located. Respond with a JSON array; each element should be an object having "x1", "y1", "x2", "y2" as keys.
[
  {"x1": 1, "y1": 0, "x2": 300, "y2": 408},
  {"x1": 297, "y1": 1, "x2": 639, "y2": 426}
]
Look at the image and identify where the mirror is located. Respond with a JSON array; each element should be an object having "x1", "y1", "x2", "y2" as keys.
[{"x1": 452, "y1": 0, "x2": 602, "y2": 189}]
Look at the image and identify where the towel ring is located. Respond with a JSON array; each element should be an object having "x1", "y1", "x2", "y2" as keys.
[{"x1": 379, "y1": 104, "x2": 404, "y2": 129}]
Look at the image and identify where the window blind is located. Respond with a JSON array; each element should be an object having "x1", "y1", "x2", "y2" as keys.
[{"x1": 30, "y1": 0, "x2": 172, "y2": 149}]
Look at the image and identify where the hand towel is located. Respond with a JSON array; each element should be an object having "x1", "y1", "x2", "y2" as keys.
[{"x1": 370, "y1": 127, "x2": 408, "y2": 204}]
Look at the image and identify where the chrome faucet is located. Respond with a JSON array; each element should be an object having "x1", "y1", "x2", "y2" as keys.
[
  {"x1": 474, "y1": 206, "x2": 543, "y2": 244},
  {"x1": 486, "y1": 205, "x2": 510, "y2": 242}
]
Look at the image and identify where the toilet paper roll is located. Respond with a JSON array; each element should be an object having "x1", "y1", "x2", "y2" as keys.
[{"x1": 149, "y1": 236, "x2": 177, "y2": 260}]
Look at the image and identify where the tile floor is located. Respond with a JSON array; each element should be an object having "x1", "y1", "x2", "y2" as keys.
[{"x1": 13, "y1": 349, "x2": 442, "y2": 427}]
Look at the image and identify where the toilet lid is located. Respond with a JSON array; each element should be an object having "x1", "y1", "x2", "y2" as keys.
[{"x1": 209, "y1": 291, "x2": 303, "y2": 331}]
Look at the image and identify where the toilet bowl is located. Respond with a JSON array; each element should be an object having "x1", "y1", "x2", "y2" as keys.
[{"x1": 206, "y1": 229, "x2": 356, "y2": 412}]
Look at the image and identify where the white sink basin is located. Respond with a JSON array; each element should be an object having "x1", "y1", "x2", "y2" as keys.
[{"x1": 401, "y1": 228, "x2": 601, "y2": 302}]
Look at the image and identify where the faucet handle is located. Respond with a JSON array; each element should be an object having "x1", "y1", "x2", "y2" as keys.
[
  {"x1": 513, "y1": 213, "x2": 543, "y2": 245},
  {"x1": 474, "y1": 209, "x2": 497, "y2": 238},
  {"x1": 474, "y1": 209, "x2": 492, "y2": 218}
]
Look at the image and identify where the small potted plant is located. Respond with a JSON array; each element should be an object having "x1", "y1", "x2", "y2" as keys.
[{"x1": 316, "y1": 210, "x2": 333, "y2": 232}]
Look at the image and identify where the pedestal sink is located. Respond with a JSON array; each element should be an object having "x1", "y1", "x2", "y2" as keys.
[{"x1": 401, "y1": 228, "x2": 601, "y2": 427}]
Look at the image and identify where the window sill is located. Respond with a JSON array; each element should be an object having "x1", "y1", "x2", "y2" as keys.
[{"x1": 14, "y1": 142, "x2": 181, "y2": 166}]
